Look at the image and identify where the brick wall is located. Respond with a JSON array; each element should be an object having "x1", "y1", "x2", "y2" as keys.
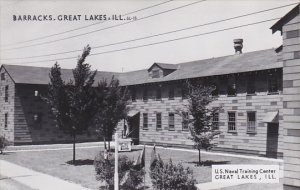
[
  {"x1": 0, "y1": 68, "x2": 15, "y2": 143},
  {"x1": 282, "y1": 9, "x2": 300, "y2": 189},
  {"x1": 13, "y1": 84, "x2": 100, "y2": 145}
]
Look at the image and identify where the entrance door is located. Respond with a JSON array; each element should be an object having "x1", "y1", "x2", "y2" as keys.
[
  {"x1": 128, "y1": 113, "x2": 140, "y2": 145},
  {"x1": 266, "y1": 123, "x2": 279, "y2": 158}
]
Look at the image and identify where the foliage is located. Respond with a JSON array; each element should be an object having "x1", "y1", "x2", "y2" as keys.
[
  {"x1": 45, "y1": 62, "x2": 72, "y2": 133},
  {"x1": 179, "y1": 80, "x2": 221, "y2": 164},
  {"x1": 0, "y1": 136, "x2": 9, "y2": 154},
  {"x1": 94, "y1": 77, "x2": 129, "y2": 149},
  {"x1": 150, "y1": 157, "x2": 196, "y2": 190},
  {"x1": 44, "y1": 45, "x2": 98, "y2": 163},
  {"x1": 94, "y1": 151, "x2": 144, "y2": 190}
]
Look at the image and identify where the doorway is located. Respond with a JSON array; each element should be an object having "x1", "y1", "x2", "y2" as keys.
[
  {"x1": 266, "y1": 123, "x2": 279, "y2": 158},
  {"x1": 128, "y1": 113, "x2": 140, "y2": 145}
]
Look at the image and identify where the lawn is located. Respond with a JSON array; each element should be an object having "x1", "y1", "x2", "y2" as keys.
[{"x1": 0, "y1": 144, "x2": 281, "y2": 190}]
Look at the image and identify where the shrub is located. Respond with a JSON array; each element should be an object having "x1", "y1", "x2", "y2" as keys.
[
  {"x1": 94, "y1": 151, "x2": 144, "y2": 190},
  {"x1": 150, "y1": 157, "x2": 197, "y2": 190},
  {"x1": 0, "y1": 136, "x2": 9, "y2": 154}
]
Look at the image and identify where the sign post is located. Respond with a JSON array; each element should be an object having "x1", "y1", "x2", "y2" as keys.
[{"x1": 114, "y1": 133, "x2": 119, "y2": 190}]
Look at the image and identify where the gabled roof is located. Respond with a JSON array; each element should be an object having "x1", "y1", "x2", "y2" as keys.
[
  {"x1": 270, "y1": 4, "x2": 300, "y2": 34},
  {"x1": 147, "y1": 62, "x2": 178, "y2": 71},
  {"x1": 1, "y1": 48, "x2": 282, "y2": 87},
  {"x1": 119, "y1": 48, "x2": 282, "y2": 86},
  {"x1": 1, "y1": 64, "x2": 118, "y2": 86}
]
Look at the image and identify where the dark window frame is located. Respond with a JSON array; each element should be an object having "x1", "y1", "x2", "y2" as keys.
[
  {"x1": 156, "y1": 87, "x2": 161, "y2": 100},
  {"x1": 247, "y1": 111, "x2": 256, "y2": 134},
  {"x1": 228, "y1": 112, "x2": 236, "y2": 132},
  {"x1": 152, "y1": 70, "x2": 160, "y2": 78},
  {"x1": 212, "y1": 112, "x2": 219, "y2": 130},
  {"x1": 268, "y1": 73, "x2": 279, "y2": 94},
  {"x1": 182, "y1": 112, "x2": 189, "y2": 131},
  {"x1": 4, "y1": 85, "x2": 8, "y2": 102},
  {"x1": 4, "y1": 113, "x2": 8, "y2": 129},
  {"x1": 247, "y1": 75, "x2": 256, "y2": 95},
  {"x1": 1, "y1": 73, "x2": 5, "y2": 81},
  {"x1": 143, "y1": 88, "x2": 148, "y2": 101},
  {"x1": 168, "y1": 87, "x2": 174, "y2": 100},
  {"x1": 143, "y1": 113, "x2": 148, "y2": 129},
  {"x1": 181, "y1": 86, "x2": 188, "y2": 99},
  {"x1": 227, "y1": 77, "x2": 237, "y2": 96},
  {"x1": 33, "y1": 113, "x2": 43, "y2": 129},
  {"x1": 156, "y1": 113, "x2": 162, "y2": 130},
  {"x1": 211, "y1": 83, "x2": 219, "y2": 97},
  {"x1": 168, "y1": 112, "x2": 175, "y2": 130},
  {"x1": 131, "y1": 88, "x2": 136, "y2": 102}
]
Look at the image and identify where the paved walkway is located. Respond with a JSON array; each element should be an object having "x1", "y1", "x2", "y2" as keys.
[{"x1": 0, "y1": 160, "x2": 91, "y2": 190}]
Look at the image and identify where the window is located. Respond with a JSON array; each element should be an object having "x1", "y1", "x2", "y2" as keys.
[
  {"x1": 182, "y1": 112, "x2": 189, "y2": 130},
  {"x1": 34, "y1": 90, "x2": 39, "y2": 97},
  {"x1": 168, "y1": 87, "x2": 174, "y2": 100},
  {"x1": 156, "y1": 87, "x2": 161, "y2": 100},
  {"x1": 131, "y1": 88, "x2": 136, "y2": 101},
  {"x1": 33, "y1": 113, "x2": 42, "y2": 128},
  {"x1": 268, "y1": 73, "x2": 278, "y2": 94},
  {"x1": 212, "y1": 83, "x2": 219, "y2": 97},
  {"x1": 228, "y1": 112, "x2": 236, "y2": 132},
  {"x1": 143, "y1": 88, "x2": 148, "y2": 101},
  {"x1": 247, "y1": 75, "x2": 256, "y2": 95},
  {"x1": 5, "y1": 85, "x2": 8, "y2": 102},
  {"x1": 156, "y1": 113, "x2": 162, "y2": 130},
  {"x1": 143, "y1": 113, "x2": 148, "y2": 129},
  {"x1": 4, "y1": 113, "x2": 8, "y2": 129},
  {"x1": 227, "y1": 77, "x2": 236, "y2": 96},
  {"x1": 181, "y1": 86, "x2": 188, "y2": 99},
  {"x1": 286, "y1": 30, "x2": 299, "y2": 39},
  {"x1": 212, "y1": 112, "x2": 219, "y2": 130},
  {"x1": 1, "y1": 73, "x2": 5, "y2": 81},
  {"x1": 168, "y1": 113, "x2": 175, "y2": 130},
  {"x1": 152, "y1": 70, "x2": 160, "y2": 78},
  {"x1": 247, "y1": 112, "x2": 256, "y2": 133}
]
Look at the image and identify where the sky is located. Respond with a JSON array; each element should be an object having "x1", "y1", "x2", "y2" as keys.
[{"x1": 0, "y1": 0, "x2": 299, "y2": 72}]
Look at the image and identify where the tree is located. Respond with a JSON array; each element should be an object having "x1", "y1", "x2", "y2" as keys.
[
  {"x1": 94, "y1": 77, "x2": 129, "y2": 150},
  {"x1": 179, "y1": 80, "x2": 221, "y2": 166},
  {"x1": 44, "y1": 45, "x2": 98, "y2": 164}
]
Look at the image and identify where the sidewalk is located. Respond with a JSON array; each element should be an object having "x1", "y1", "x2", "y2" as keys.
[{"x1": 0, "y1": 160, "x2": 91, "y2": 190}]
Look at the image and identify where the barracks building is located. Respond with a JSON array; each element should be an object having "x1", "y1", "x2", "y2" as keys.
[{"x1": 0, "y1": 4, "x2": 299, "y2": 189}]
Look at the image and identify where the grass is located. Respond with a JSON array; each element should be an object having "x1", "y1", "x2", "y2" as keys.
[{"x1": 0, "y1": 144, "x2": 281, "y2": 190}]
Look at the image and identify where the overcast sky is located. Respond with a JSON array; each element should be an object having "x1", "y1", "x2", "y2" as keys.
[{"x1": 0, "y1": 0, "x2": 299, "y2": 72}]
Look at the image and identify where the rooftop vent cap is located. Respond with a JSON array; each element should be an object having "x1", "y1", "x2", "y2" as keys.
[{"x1": 233, "y1": 38, "x2": 243, "y2": 54}]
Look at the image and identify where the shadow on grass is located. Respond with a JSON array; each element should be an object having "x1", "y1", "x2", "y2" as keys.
[
  {"x1": 66, "y1": 159, "x2": 94, "y2": 166},
  {"x1": 186, "y1": 160, "x2": 230, "y2": 167}
]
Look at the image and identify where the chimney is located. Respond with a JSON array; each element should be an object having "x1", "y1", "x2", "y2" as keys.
[{"x1": 233, "y1": 39, "x2": 243, "y2": 54}]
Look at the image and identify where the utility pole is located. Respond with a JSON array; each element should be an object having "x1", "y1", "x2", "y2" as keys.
[{"x1": 114, "y1": 132, "x2": 119, "y2": 190}]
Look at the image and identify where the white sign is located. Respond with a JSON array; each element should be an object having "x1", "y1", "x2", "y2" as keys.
[{"x1": 212, "y1": 165, "x2": 280, "y2": 183}]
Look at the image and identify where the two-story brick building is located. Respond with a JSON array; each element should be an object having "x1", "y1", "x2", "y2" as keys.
[
  {"x1": 0, "y1": 44, "x2": 284, "y2": 157},
  {"x1": 115, "y1": 46, "x2": 284, "y2": 158}
]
